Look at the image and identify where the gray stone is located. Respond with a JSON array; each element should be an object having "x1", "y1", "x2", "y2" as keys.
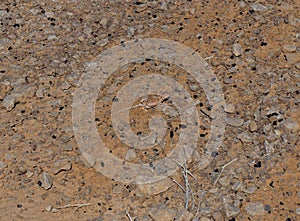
[
  {"x1": 225, "y1": 103, "x2": 235, "y2": 113},
  {"x1": 51, "y1": 158, "x2": 72, "y2": 175},
  {"x1": 40, "y1": 172, "x2": 53, "y2": 190},
  {"x1": 232, "y1": 43, "x2": 243, "y2": 56},
  {"x1": 224, "y1": 204, "x2": 240, "y2": 218},
  {"x1": 237, "y1": 132, "x2": 252, "y2": 143},
  {"x1": 189, "y1": 84, "x2": 200, "y2": 92},
  {"x1": 282, "y1": 44, "x2": 297, "y2": 53},
  {"x1": 226, "y1": 117, "x2": 244, "y2": 127},
  {"x1": 0, "y1": 161, "x2": 7, "y2": 170},
  {"x1": 242, "y1": 185, "x2": 257, "y2": 194},
  {"x1": 125, "y1": 149, "x2": 137, "y2": 161},
  {"x1": 245, "y1": 202, "x2": 265, "y2": 216},
  {"x1": 231, "y1": 181, "x2": 242, "y2": 191},
  {"x1": 148, "y1": 204, "x2": 176, "y2": 221},
  {"x1": 175, "y1": 210, "x2": 194, "y2": 221},
  {"x1": 199, "y1": 218, "x2": 211, "y2": 221},
  {"x1": 249, "y1": 121, "x2": 258, "y2": 132},
  {"x1": 284, "y1": 117, "x2": 299, "y2": 131},
  {"x1": 264, "y1": 140, "x2": 274, "y2": 154},
  {"x1": 251, "y1": 2, "x2": 268, "y2": 12},
  {"x1": 3, "y1": 94, "x2": 16, "y2": 111}
]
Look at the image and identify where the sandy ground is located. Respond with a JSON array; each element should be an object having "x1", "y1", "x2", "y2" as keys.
[{"x1": 0, "y1": 0, "x2": 299, "y2": 220}]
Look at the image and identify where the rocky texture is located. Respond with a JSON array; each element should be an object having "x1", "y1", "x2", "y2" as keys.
[{"x1": 0, "y1": 0, "x2": 299, "y2": 220}]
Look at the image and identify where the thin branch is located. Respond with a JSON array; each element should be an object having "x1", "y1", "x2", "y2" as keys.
[
  {"x1": 213, "y1": 158, "x2": 238, "y2": 186},
  {"x1": 126, "y1": 210, "x2": 133, "y2": 221},
  {"x1": 174, "y1": 160, "x2": 196, "y2": 180},
  {"x1": 172, "y1": 178, "x2": 186, "y2": 192},
  {"x1": 56, "y1": 203, "x2": 91, "y2": 209}
]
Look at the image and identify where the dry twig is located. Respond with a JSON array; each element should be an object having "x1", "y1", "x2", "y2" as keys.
[
  {"x1": 126, "y1": 210, "x2": 133, "y2": 221},
  {"x1": 213, "y1": 158, "x2": 238, "y2": 186},
  {"x1": 56, "y1": 203, "x2": 91, "y2": 210}
]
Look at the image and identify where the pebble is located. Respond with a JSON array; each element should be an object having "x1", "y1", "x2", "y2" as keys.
[
  {"x1": 232, "y1": 43, "x2": 243, "y2": 57},
  {"x1": 226, "y1": 117, "x2": 244, "y2": 127},
  {"x1": 285, "y1": 53, "x2": 300, "y2": 64},
  {"x1": 264, "y1": 204, "x2": 272, "y2": 214},
  {"x1": 63, "y1": 144, "x2": 73, "y2": 151},
  {"x1": 125, "y1": 149, "x2": 137, "y2": 161},
  {"x1": 237, "y1": 132, "x2": 253, "y2": 143},
  {"x1": 218, "y1": 175, "x2": 231, "y2": 186},
  {"x1": 0, "y1": 161, "x2": 7, "y2": 170},
  {"x1": 231, "y1": 181, "x2": 242, "y2": 191},
  {"x1": 40, "y1": 172, "x2": 53, "y2": 190},
  {"x1": 282, "y1": 44, "x2": 297, "y2": 53},
  {"x1": 35, "y1": 87, "x2": 44, "y2": 98},
  {"x1": 45, "y1": 205, "x2": 53, "y2": 212},
  {"x1": 51, "y1": 158, "x2": 72, "y2": 175},
  {"x1": 158, "y1": 104, "x2": 179, "y2": 117},
  {"x1": 148, "y1": 204, "x2": 176, "y2": 221},
  {"x1": 2, "y1": 94, "x2": 16, "y2": 111},
  {"x1": 264, "y1": 140, "x2": 274, "y2": 154},
  {"x1": 225, "y1": 103, "x2": 236, "y2": 113},
  {"x1": 296, "y1": 207, "x2": 300, "y2": 215},
  {"x1": 249, "y1": 121, "x2": 258, "y2": 132},
  {"x1": 242, "y1": 185, "x2": 257, "y2": 194},
  {"x1": 224, "y1": 204, "x2": 240, "y2": 218},
  {"x1": 245, "y1": 202, "x2": 265, "y2": 216},
  {"x1": 175, "y1": 210, "x2": 194, "y2": 221},
  {"x1": 189, "y1": 84, "x2": 200, "y2": 92},
  {"x1": 284, "y1": 117, "x2": 299, "y2": 131},
  {"x1": 199, "y1": 217, "x2": 211, "y2": 221},
  {"x1": 137, "y1": 178, "x2": 173, "y2": 196},
  {"x1": 251, "y1": 2, "x2": 268, "y2": 12}
]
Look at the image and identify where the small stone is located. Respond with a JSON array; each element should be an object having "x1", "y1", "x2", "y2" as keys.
[
  {"x1": 47, "y1": 35, "x2": 57, "y2": 40},
  {"x1": 242, "y1": 185, "x2": 257, "y2": 194},
  {"x1": 245, "y1": 202, "x2": 265, "y2": 216},
  {"x1": 226, "y1": 117, "x2": 244, "y2": 127},
  {"x1": 225, "y1": 103, "x2": 235, "y2": 113},
  {"x1": 45, "y1": 205, "x2": 53, "y2": 212},
  {"x1": 295, "y1": 62, "x2": 300, "y2": 70},
  {"x1": 137, "y1": 178, "x2": 173, "y2": 196},
  {"x1": 3, "y1": 94, "x2": 16, "y2": 111},
  {"x1": 264, "y1": 204, "x2": 272, "y2": 214},
  {"x1": 251, "y1": 2, "x2": 268, "y2": 12},
  {"x1": 237, "y1": 132, "x2": 252, "y2": 143},
  {"x1": 189, "y1": 84, "x2": 200, "y2": 92},
  {"x1": 148, "y1": 204, "x2": 176, "y2": 221},
  {"x1": 232, "y1": 43, "x2": 243, "y2": 56},
  {"x1": 218, "y1": 175, "x2": 231, "y2": 186},
  {"x1": 175, "y1": 210, "x2": 194, "y2": 221},
  {"x1": 231, "y1": 181, "x2": 242, "y2": 191},
  {"x1": 61, "y1": 81, "x2": 71, "y2": 90},
  {"x1": 158, "y1": 104, "x2": 179, "y2": 117},
  {"x1": 0, "y1": 161, "x2": 7, "y2": 170},
  {"x1": 285, "y1": 53, "x2": 300, "y2": 64},
  {"x1": 199, "y1": 218, "x2": 211, "y2": 221},
  {"x1": 63, "y1": 144, "x2": 73, "y2": 151},
  {"x1": 249, "y1": 121, "x2": 258, "y2": 132},
  {"x1": 224, "y1": 204, "x2": 240, "y2": 218},
  {"x1": 282, "y1": 44, "x2": 297, "y2": 53},
  {"x1": 264, "y1": 140, "x2": 274, "y2": 154},
  {"x1": 284, "y1": 117, "x2": 299, "y2": 131},
  {"x1": 40, "y1": 172, "x2": 53, "y2": 190},
  {"x1": 295, "y1": 207, "x2": 300, "y2": 215},
  {"x1": 125, "y1": 149, "x2": 137, "y2": 161},
  {"x1": 51, "y1": 158, "x2": 72, "y2": 175},
  {"x1": 97, "y1": 38, "x2": 109, "y2": 47},
  {"x1": 35, "y1": 87, "x2": 44, "y2": 98}
]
